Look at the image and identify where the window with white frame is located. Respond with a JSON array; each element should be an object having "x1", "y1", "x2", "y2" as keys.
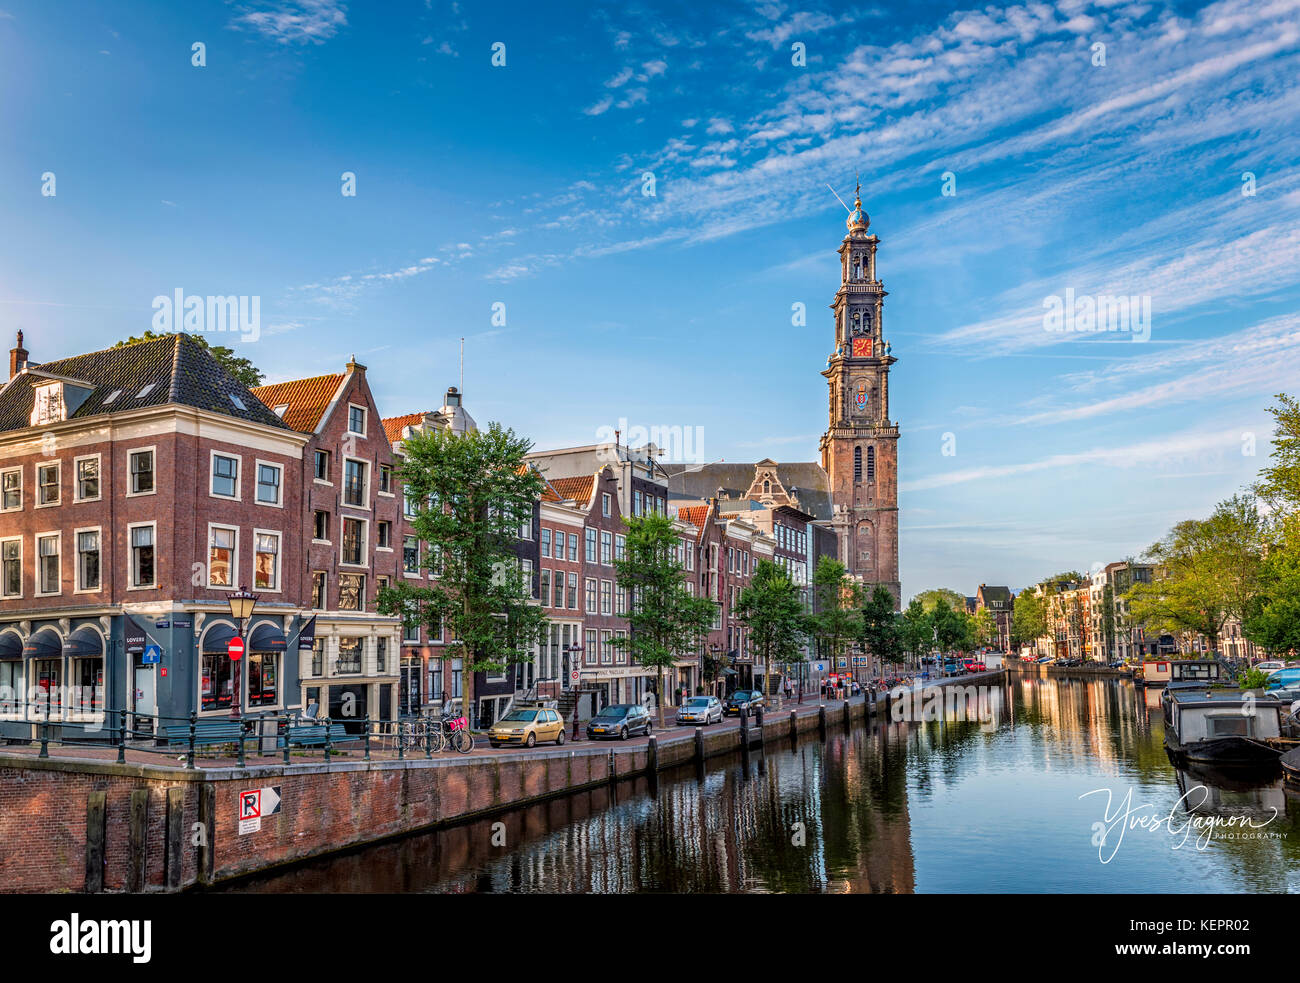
[
  {"x1": 341, "y1": 518, "x2": 365, "y2": 566},
  {"x1": 348, "y1": 404, "x2": 366, "y2": 436},
  {"x1": 76, "y1": 529, "x2": 101, "y2": 591},
  {"x1": 37, "y1": 463, "x2": 59, "y2": 506},
  {"x1": 602, "y1": 493, "x2": 611, "y2": 516},
  {"x1": 585, "y1": 577, "x2": 597, "y2": 614},
  {"x1": 403, "y1": 535, "x2": 419, "y2": 574},
  {"x1": 37, "y1": 534, "x2": 60, "y2": 594},
  {"x1": 378, "y1": 464, "x2": 392, "y2": 494},
  {"x1": 129, "y1": 449, "x2": 154, "y2": 494},
  {"x1": 601, "y1": 629, "x2": 612, "y2": 665},
  {"x1": 568, "y1": 571, "x2": 578, "y2": 609},
  {"x1": 211, "y1": 453, "x2": 239, "y2": 498},
  {"x1": 314, "y1": 449, "x2": 331, "y2": 481},
  {"x1": 255, "y1": 462, "x2": 282, "y2": 505},
  {"x1": 254, "y1": 532, "x2": 280, "y2": 590},
  {"x1": 615, "y1": 534, "x2": 625, "y2": 561},
  {"x1": 585, "y1": 527, "x2": 597, "y2": 563},
  {"x1": 343, "y1": 458, "x2": 367, "y2": 507},
  {"x1": 541, "y1": 528, "x2": 551, "y2": 557},
  {"x1": 208, "y1": 526, "x2": 236, "y2": 586},
  {"x1": 1, "y1": 539, "x2": 21, "y2": 597},
  {"x1": 0, "y1": 468, "x2": 19, "y2": 511},
  {"x1": 600, "y1": 579, "x2": 612, "y2": 615},
  {"x1": 130, "y1": 524, "x2": 155, "y2": 587},
  {"x1": 521, "y1": 558, "x2": 534, "y2": 597},
  {"x1": 75, "y1": 456, "x2": 100, "y2": 502},
  {"x1": 601, "y1": 531, "x2": 612, "y2": 565}
]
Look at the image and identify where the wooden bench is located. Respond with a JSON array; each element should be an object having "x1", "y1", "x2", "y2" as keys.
[
  {"x1": 285, "y1": 722, "x2": 353, "y2": 747},
  {"x1": 161, "y1": 720, "x2": 247, "y2": 747}
]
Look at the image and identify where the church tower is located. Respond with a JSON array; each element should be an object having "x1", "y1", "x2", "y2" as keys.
[{"x1": 819, "y1": 184, "x2": 900, "y2": 606}]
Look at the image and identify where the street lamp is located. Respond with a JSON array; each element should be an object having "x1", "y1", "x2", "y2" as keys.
[
  {"x1": 563, "y1": 644, "x2": 584, "y2": 740},
  {"x1": 226, "y1": 586, "x2": 259, "y2": 721}
]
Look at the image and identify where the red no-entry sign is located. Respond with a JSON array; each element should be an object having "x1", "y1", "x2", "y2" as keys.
[{"x1": 228, "y1": 636, "x2": 245, "y2": 661}]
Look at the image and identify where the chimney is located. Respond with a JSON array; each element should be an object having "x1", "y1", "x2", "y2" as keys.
[
  {"x1": 346, "y1": 354, "x2": 366, "y2": 375},
  {"x1": 9, "y1": 330, "x2": 28, "y2": 380}
]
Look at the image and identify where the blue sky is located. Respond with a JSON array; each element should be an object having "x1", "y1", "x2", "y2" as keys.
[{"x1": 2, "y1": 0, "x2": 1298, "y2": 600}]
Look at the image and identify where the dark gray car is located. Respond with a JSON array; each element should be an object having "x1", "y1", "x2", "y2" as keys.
[{"x1": 586, "y1": 703, "x2": 653, "y2": 740}]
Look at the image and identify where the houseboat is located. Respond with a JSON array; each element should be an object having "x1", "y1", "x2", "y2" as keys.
[
  {"x1": 1163, "y1": 687, "x2": 1284, "y2": 765},
  {"x1": 1142, "y1": 658, "x2": 1226, "y2": 689}
]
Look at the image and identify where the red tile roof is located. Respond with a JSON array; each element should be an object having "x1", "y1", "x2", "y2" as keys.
[
  {"x1": 382, "y1": 411, "x2": 429, "y2": 445},
  {"x1": 676, "y1": 505, "x2": 713, "y2": 541},
  {"x1": 250, "y1": 374, "x2": 344, "y2": 433},
  {"x1": 550, "y1": 475, "x2": 594, "y2": 505}
]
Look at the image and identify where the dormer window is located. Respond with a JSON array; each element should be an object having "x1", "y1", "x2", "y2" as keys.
[
  {"x1": 136, "y1": 384, "x2": 155, "y2": 399},
  {"x1": 273, "y1": 404, "x2": 289, "y2": 418},
  {"x1": 31, "y1": 383, "x2": 65, "y2": 425}
]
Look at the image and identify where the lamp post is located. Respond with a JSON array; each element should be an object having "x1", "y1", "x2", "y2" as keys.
[
  {"x1": 564, "y1": 644, "x2": 583, "y2": 740},
  {"x1": 226, "y1": 586, "x2": 259, "y2": 721}
]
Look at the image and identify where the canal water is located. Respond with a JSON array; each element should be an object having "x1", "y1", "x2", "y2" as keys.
[{"x1": 222, "y1": 676, "x2": 1300, "y2": 893}]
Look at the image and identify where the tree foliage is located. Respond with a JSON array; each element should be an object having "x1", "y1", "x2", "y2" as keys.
[
  {"x1": 735, "y1": 559, "x2": 808, "y2": 696},
  {"x1": 860, "y1": 584, "x2": 904, "y2": 667},
  {"x1": 806, "y1": 556, "x2": 860, "y2": 672},
  {"x1": 612, "y1": 511, "x2": 716, "y2": 726},
  {"x1": 376, "y1": 423, "x2": 546, "y2": 724}
]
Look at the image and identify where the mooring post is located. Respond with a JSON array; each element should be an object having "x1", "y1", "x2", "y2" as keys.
[
  {"x1": 363, "y1": 714, "x2": 371, "y2": 761},
  {"x1": 739, "y1": 707, "x2": 750, "y2": 748},
  {"x1": 843, "y1": 699, "x2": 852, "y2": 730},
  {"x1": 818, "y1": 704, "x2": 827, "y2": 738},
  {"x1": 127, "y1": 789, "x2": 147, "y2": 893},
  {"x1": 117, "y1": 708, "x2": 128, "y2": 764},
  {"x1": 85, "y1": 790, "x2": 107, "y2": 893},
  {"x1": 694, "y1": 726, "x2": 705, "y2": 764},
  {"x1": 755, "y1": 706, "x2": 764, "y2": 744},
  {"x1": 164, "y1": 787, "x2": 184, "y2": 892},
  {"x1": 789, "y1": 709, "x2": 798, "y2": 742},
  {"x1": 647, "y1": 734, "x2": 659, "y2": 774}
]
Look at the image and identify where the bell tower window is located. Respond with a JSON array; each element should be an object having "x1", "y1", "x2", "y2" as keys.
[
  {"x1": 867, "y1": 447, "x2": 875, "y2": 483},
  {"x1": 853, "y1": 446, "x2": 862, "y2": 483}
]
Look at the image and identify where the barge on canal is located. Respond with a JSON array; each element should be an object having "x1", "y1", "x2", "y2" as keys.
[
  {"x1": 1162, "y1": 686, "x2": 1284, "y2": 766},
  {"x1": 1142, "y1": 658, "x2": 1226, "y2": 689}
]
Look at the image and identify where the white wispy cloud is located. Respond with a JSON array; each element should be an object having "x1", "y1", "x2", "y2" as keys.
[{"x1": 230, "y1": 0, "x2": 347, "y2": 44}]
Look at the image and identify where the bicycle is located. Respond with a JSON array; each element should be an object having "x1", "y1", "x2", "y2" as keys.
[
  {"x1": 398, "y1": 716, "x2": 429, "y2": 753},
  {"x1": 432, "y1": 712, "x2": 473, "y2": 753}
]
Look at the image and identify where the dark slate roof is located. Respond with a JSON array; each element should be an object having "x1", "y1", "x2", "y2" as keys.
[
  {"x1": 661, "y1": 461, "x2": 833, "y2": 520},
  {"x1": 979, "y1": 585, "x2": 1013, "y2": 605},
  {"x1": 0, "y1": 333, "x2": 290, "y2": 434}
]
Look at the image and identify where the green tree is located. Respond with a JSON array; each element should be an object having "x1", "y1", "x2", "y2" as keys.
[
  {"x1": 860, "y1": 584, "x2": 904, "y2": 672},
  {"x1": 971, "y1": 608, "x2": 996, "y2": 649},
  {"x1": 930, "y1": 598, "x2": 967, "y2": 654},
  {"x1": 1128, "y1": 495, "x2": 1266, "y2": 655},
  {"x1": 735, "y1": 559, "x2": 807, "y2": 699},
  {"x1": 1244, "y1": 393, "x2": 1300, "y2": 655},
  {"x1": 612, "y1": 512, "x2": 717, "y2": 728},
  {"x1": 1009, "y1": 588, "x2": 1047, "y2": 652},
  {"x1": 912, "y1": 588, "x2": 967, "y2": 614},
  {"x1": 806, "y1": 556, "x2": 861, "y2": 679},
  {"x1": 900, "y1": 599, "x2": 932, "y2": 669},
  {"x1": 376, "y1": 423, "x2": 546, "y2": 727},
  {"x1": 114, "y1": 330, "x2": 263, "y2": 387}
]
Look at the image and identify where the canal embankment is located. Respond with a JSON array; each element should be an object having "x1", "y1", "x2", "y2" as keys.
[{"x1": 0, "y1": 670, "x2": 1005, "y2": 893}]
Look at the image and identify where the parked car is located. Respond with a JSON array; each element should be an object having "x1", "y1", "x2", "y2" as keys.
[
  {"x1": 488, "y1": 707, "x2": 567, "y2": 748},
  {"x1": 963, "y1": 661, "x2": 987, "y2": 673},
  {"x1": 586, "y1": 703, "x2": 653, "y2": 740},
  {"x1": 676, "y1": 695, "x2": 723, "y2": 726},
  {"x1": 724, "y1": 690, "x2": 766, "y2": 716},
  {"x1": 1257, "y1": 660, "x2": 1290, "y2": 674},
  {"x1": 1036, "y1": 655, "x2": 1054, "y2": 664},
  {"x1": 1267, "y1": 667, "x2": 1300, "y2": 690}
]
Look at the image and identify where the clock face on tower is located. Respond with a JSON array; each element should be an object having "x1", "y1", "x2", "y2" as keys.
[{"x1": 851, "y1": 337, "x2": 873, "y2": 357}]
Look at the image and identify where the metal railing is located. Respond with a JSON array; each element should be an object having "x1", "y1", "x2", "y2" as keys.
[{"x1": 0, "y1": 699, "x2": 475, "y2": 770}]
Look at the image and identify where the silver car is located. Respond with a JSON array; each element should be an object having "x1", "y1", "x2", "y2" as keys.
[{"x1": 676, "y1": 695, "x2": 723, "y2": 726}]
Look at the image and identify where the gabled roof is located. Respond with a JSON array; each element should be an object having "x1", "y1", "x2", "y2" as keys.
[
  {"x1": 382, "y1": 411, "x2": 430, "y2": 445},
  {"x1": 249, "y1": 373, "x2": 345, "y2": 433},
  {"x1": 0, "y1": 333, "x2": 290, "y2": 435},
  {"x1": 550, "y1": 475, "x2": 594, "y2": 506},
  {"x1": 675, "y1": 504, "x2": 714, "y2": 542}
]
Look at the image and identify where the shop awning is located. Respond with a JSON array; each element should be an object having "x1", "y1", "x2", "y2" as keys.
[
  {"x1": 0, "y1": 631, "x2": 21, "y2": 660},
  {"x1": 62, "y1": 626, "x2": 104, "y2": 658},
  {"x1": 249, "y1": 622, "x2": 287, "y2": 652},
  {"x1": 201, "y1": 622, "x2": 237, "y2": 655},
  {"x1": 23, "y1": 627, "x2": 62, "y2": 658}
]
